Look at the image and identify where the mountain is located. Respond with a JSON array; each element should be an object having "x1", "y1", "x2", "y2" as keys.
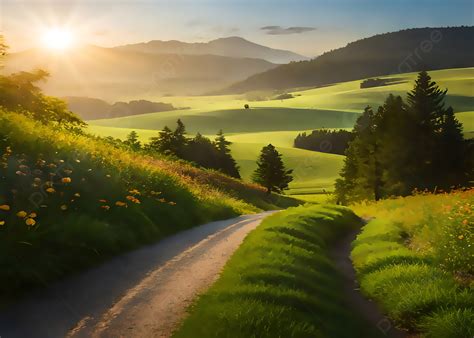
[
  {"x1": 115, "y1": 37, "x2": 308, "y2": 64},
  {"x1": 64, "y1": 96, "x2": 177, "y2": 120},
  {"x1": 5, "y1": 45, "x2": 277, "y2": 100},
  {"x1": 221, "y1": 27, "x2": 474, "y2": 93}
]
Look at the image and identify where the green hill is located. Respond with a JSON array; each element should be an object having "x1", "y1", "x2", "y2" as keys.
[
  {"x1": 0, "y1": 110, "x2": 297, "y2": 300},
  {"x1": 88, "y1": 67, "x2": 473, "y2": 194},
  {"x1": 221, "y1": 27, "x2": 474, "y2": 93}
]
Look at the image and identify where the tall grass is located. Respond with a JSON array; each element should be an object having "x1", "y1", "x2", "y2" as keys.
[
  {"x1": 173, "y1": 205, "x2": 382, "y2": 338},
  {"x1": 0, "y1": 111, "x2": 296, "y2": 302},
  {"x1": 351, "y1": 189, "x2": 474, "y2": 337}
]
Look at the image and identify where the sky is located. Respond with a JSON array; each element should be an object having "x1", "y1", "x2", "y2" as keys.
[{"x1": 1, "y1": 0, "x2": 473, "y2": 56}]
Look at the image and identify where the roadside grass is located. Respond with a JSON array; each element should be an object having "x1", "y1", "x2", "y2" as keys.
[
  {"x1": 350, "y1": 189, "x2": 474, "y2": 336},
  {"x1": 0, "y1": 111, "x2": 297, "y2": 302},
  {"x1": 173, "y1": 204, "x2": 382, "y2": 338}
]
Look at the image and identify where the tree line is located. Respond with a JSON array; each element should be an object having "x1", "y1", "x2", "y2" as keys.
[
  {"x1": 121, "y1": 121, "x2": 294, "y2": 193},
  {"x1": 335, "y1": 71, "x2": 473, "y2": 204},
  {"x1": 294, "y1": 129, "x2": 353, "y2": 155}
]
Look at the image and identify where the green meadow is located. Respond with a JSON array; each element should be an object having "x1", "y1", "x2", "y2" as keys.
[{"x1": 88, "y1": 67, "x2": 474, "y2": 194}]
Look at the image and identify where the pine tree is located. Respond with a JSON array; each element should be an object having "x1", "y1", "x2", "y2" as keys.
[
  {"x1": 147, "y1": 126, "x2": 174, "y2": 155},
  {"x1": 171, "y1": 119, "x2": 188, "y2": 157},
  {"x1": 214, "y1": 130, "x2": 240, "y2": 178},
  {"x1": 124, "y1": 131, "x2": 141, "y2": 151},
  {"x1": 252, "y1": 144, "x2": 293, "y2": 194}
]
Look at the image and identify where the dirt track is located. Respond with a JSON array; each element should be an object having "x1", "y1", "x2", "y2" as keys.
[{"x1": 0, "y1": 212, "x2": 275, "y2": 338}]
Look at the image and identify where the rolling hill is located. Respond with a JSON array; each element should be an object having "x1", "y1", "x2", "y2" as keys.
[
  {"x1": 221, "y1": 27, "x2": 474, "y2": 93},
  {"x1": 116, "y1": 36, "x2": 308, "y2": 64},
  {"x1": 5, "y1": 45, "x2": 277, "y2": 100},
  {"x1": 87, "y1": 67, "x2": 473, "y2": 194}
]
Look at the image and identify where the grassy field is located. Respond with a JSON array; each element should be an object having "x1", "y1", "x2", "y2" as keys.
[
  {"x1": 88, "y1": 67, "x2": 473, "y2": 194},
  {"x1": 351, "y1": 189, "x2": 474, "y2": 337},
  {"x1": 0, "y1": 111, "x2": 298, "y2": 302},
  {"x1": 173, "y1": 204, "x2": 381, "y2": 338}
]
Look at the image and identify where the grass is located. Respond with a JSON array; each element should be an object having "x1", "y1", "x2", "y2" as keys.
[
  {"x1": 0, "y1": 111, "x2": 298, "y2": 302},
  {"x1": 173, "y1": 204, "x2": 382, "y2": 338},
  {"x1": 350, "y1": 189, "x2": 474, "y2": 336}
]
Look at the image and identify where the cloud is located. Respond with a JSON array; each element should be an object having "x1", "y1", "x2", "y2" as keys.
[{"x1": 261, "y1": 26, "x2": 316, "y2": 35}]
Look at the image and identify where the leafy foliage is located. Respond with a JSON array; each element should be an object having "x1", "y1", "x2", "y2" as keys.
[
  {"x1": 252, "y1": 144, "x2": 293, "y2": 193},
  {"x1": 0, "y1": 70, "x2": 84, "y2": 129}
]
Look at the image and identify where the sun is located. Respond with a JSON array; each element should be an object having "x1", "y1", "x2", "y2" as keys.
[{"x1": 41, "y1": 28, "x2": 74, "y2": 50}]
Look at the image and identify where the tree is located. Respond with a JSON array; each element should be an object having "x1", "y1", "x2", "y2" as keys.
[
  {"x1": 0, "y1": 69, "x2": 85, "y2": 129},
  {"x1": 147, "y1": 126, "x2": 174, "y2": 154},
  {"x1": 335, "y1": 71, "x2": 472, "y2": 204},
  {"x1": 124, "y1": 131, "x2": 141, "y2": 151},
  {"x1": 253, "y1": 144, "x2": 293, "y2": 194},
  {"x1": 214, "y1": 130, "x2": 240, "y2": 178},
  {"x1": 171, "y1": 119, "x2": 188, "y2": 157}
]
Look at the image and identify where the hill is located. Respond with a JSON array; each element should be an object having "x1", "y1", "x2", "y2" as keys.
[
  {"x1": 115, "y1": 36, "x2": 308, "y2": 64},
  {"x1": 64, "y1": 97, "x2": 177, "y2": 120},
  {"x1": 222, "y1": 27, "x2": 474, "y2": 93},
  {"x1": 87, "y1": 67, "x2": 473, "y2": 194},
  {"x1": 0, "y1": 110, "x2": 298, "y2": 299},
  {"x1": 5, "y1": 46, "x2": 277, "y2": 100}
]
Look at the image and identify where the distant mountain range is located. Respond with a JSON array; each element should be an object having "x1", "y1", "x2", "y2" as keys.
[
  {"x1": 5, "y1": 40, "x2": 281, "y2": 99},
  {"x1": 221, "y1": 27, "x2": 474, "y2": 93},
  {"x1": 115, "y1": 37, "x2": 308, "y2": 64}
]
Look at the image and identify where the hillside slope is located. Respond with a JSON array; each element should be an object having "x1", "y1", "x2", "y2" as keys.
[
  {"x1": 222, "y1": 27, "x2": 474, "y2": 93},
  {"x1": 116, "y1": 36, "x2": 308, "y2": 64},
  {"x1": 0, "y1": 111, "x2": 297, "y2": 300}
]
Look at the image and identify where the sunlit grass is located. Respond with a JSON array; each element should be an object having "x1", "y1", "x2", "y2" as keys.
[
  {"x1": 173, "y1": 205, "x2": 381, "y2": 338},
  {"x1": 350, "y1": 189, "x2": 474, "y2": 336}
]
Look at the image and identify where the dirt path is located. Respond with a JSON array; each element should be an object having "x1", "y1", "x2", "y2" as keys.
[
  {"x1": 0, "y1": 212, "x2": 275, "y2": 338},
  {"x1": 330, "y1": 227, "x2": 406, "y2": 338}
]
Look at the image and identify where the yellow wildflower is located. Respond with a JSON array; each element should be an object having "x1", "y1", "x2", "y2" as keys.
[
  {"x1": 0, "y1": 221, "x2": 5, "y2": 226},
  {"x1": 25, "y1": 218, "x2": 36, "y2": 226},
  {"x1": 115, "y1": 201, "x2": 127, "y2": 207},
  {"x1": 16, "y1": 211, "x2": 27, "y2": 218},
  {"x1": 60, "y1": 205, "x2": 68, "y2": 211},
  {"x1": 0, "y1": 205, "x2": 10, "y2": 211},
  {"x1": 46, "y1": 187, "x2": 56, "y2": 193},
  {"x1": 74, "y1": 193, "x2": 81, "y2": 197}
]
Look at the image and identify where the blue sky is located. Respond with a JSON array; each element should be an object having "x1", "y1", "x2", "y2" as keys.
[{"x1": 2, "y1": 0, "x2": 473, "y2": 55}]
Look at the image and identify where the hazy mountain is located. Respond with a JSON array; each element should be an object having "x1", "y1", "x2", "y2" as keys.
[
  {"x1": 5, "y1": 44, "x2": 277, "y2": 100},
  {"x1": 115, "y1": 37, "x2": 308, "y2": 64},
  {"x1": 64, "y1": 96, "x2": 177, "y2": 120},
  {"x1": 221, "y1": 27, "x2": 474, "y2": 93}
]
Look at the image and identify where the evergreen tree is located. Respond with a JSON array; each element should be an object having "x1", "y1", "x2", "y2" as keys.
[
  {"x1": 252, "y1": 144, "x2": 293, "y2": 194},
  {"x1": 214, "y1": 130, "x2": 240, "y2": 178},
  {"x1": 124, "y1": 131, "x2": 141, "y2": 151},
  {"x1": 147, "y1": 126, "x2": 174, "y2": 155},
  {"x1": 335, "y1": 71, "x2": 471, "y2": 204},
  {"x1": 184, "y1": 133, "x2": 219, "y2": 169},
  {"x1": 171, "y1": 119, "x2": 188, "y2": 157}
]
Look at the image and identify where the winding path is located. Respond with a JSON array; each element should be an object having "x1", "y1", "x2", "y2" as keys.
[
  {"x1": 330, "y1": 227, "x2": 406, "y2": 338},
  {"x1": 0, "y1": 212, "x2": 275, "y2": 338}
]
